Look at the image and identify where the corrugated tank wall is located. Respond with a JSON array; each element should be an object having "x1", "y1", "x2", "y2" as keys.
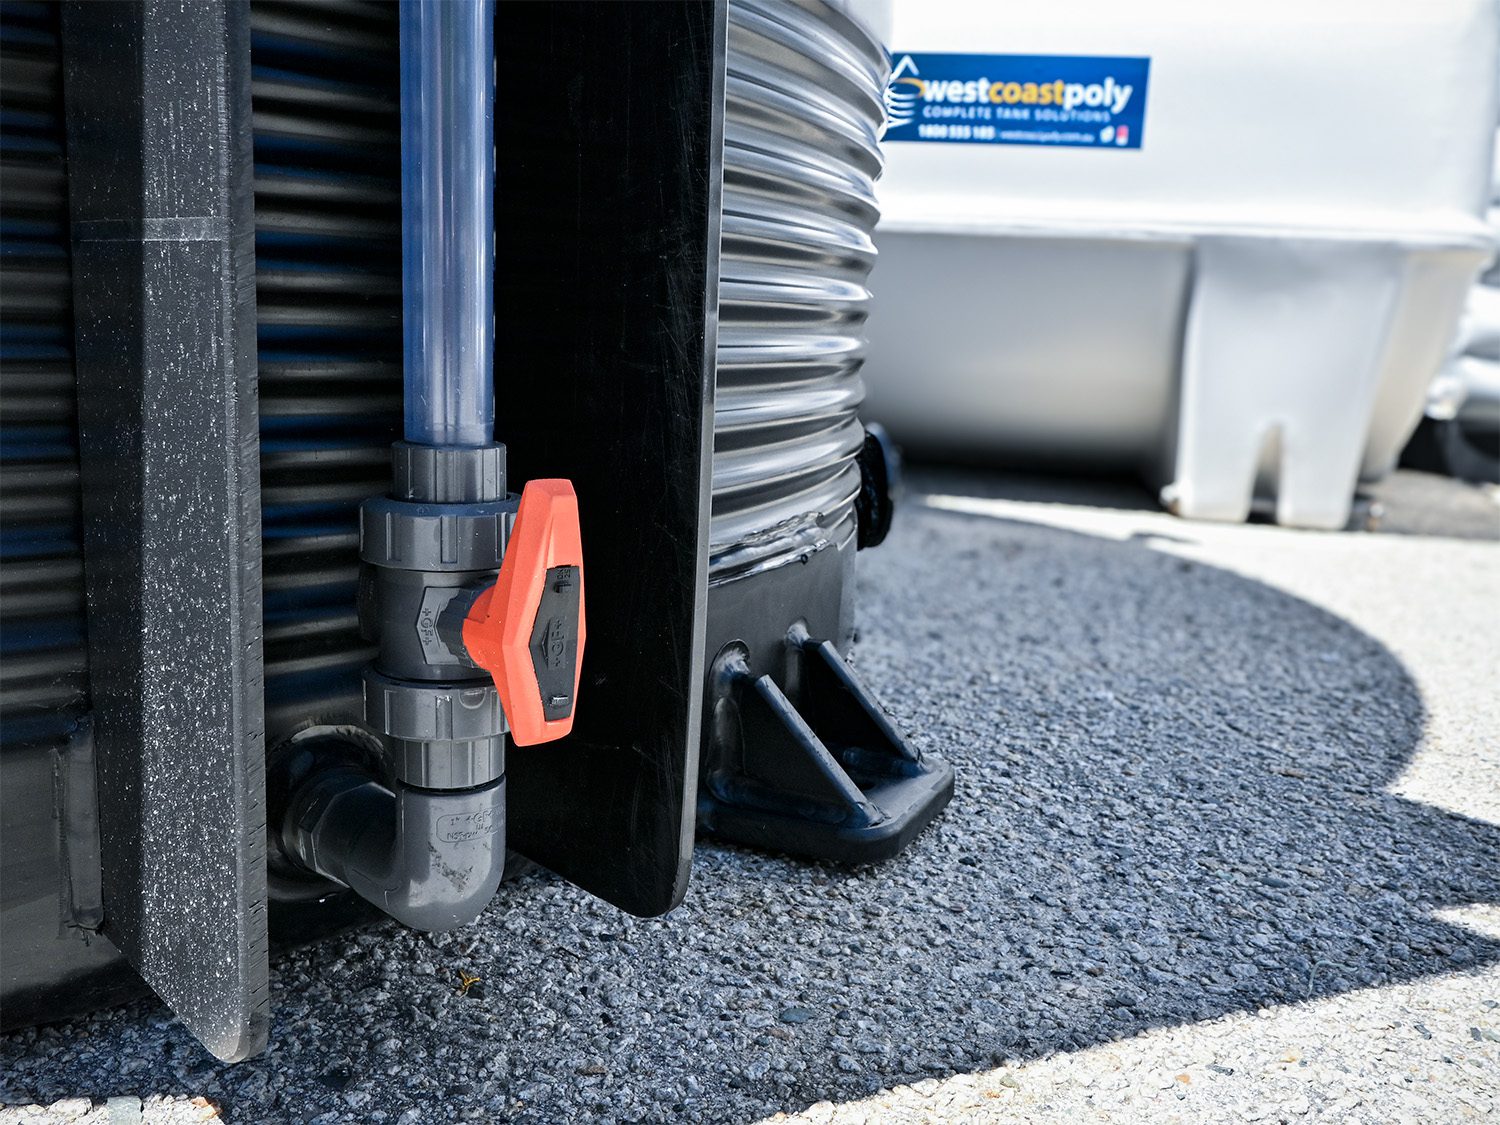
[
  {"x1": 0, "y1": 0, "x2": 89, "y2": 757},
  {"x1": 249, "y1": 0, "x2": 401, "y2": 741},
  {"x1": 0, "y1": 0, "x2": 133, "y2": 1019},
  {"x1": 713, "y1": 0, "x2": 887, "y2": 569}
]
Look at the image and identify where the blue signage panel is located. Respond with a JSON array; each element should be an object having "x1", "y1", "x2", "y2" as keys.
[{"x1": 884, "y1": 53, "x2": 1151, "y2": 149}]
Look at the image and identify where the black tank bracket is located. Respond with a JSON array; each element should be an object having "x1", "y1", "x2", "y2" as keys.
[{"x1": 698, "y1": 627, "x2": 953, "y2": 863}]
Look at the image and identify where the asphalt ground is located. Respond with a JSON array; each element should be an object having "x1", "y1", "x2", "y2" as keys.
[{"x1": 2, "y1": 466, "x2": 1497, "y2": 1124}]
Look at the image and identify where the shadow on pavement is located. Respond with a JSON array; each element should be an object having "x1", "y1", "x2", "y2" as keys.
[{"x1": 2, "y1": 477, "x2": 1496, "y2": 1123}]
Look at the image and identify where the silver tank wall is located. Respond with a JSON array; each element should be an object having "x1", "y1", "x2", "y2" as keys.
[{"x1": 713, "y1": 0, "x2": 888, "y2": 574}]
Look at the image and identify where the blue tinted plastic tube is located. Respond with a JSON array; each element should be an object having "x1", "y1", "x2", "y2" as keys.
[{"x1": 400, "y1": 0, "x2": 495, "y2": 447}]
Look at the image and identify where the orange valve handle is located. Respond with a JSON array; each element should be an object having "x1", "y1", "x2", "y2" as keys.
[{"x1": 462, "y1": 479, "x2": 585, "y2": 746}]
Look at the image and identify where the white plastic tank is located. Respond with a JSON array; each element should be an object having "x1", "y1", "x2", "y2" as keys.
[
  {"x1": 1424, "y1": 109, "x2": 1500, "y2": 467},
  {"x1": 860, "y1": 0, "x2": 1500, "y2": 528}
]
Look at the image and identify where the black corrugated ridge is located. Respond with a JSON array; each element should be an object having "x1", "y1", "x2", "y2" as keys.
[
  {"x1": 250, "y1": 0, "x2": 400, "y2": 737},
  {"x1": 0, "y1": 0, "x2": 91, "y2": 733}
]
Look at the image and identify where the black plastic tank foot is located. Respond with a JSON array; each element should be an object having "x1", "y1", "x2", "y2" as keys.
[{"x1": 698, "y1": 628, "x2": 954, "y2": 863}]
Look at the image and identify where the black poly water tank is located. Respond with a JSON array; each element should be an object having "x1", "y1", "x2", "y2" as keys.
[{"x1": 697, "y1": 0, "x2": 951, "y2": 863}]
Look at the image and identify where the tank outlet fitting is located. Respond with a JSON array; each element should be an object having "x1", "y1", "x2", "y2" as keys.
[{"x1": 277, "y1": 446, "x2": 584, "y2": 931}]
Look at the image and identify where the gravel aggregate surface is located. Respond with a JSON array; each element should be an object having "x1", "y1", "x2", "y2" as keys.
[{"x1": 3, "y1": 467, "x2": 1497, "y2": 1124}]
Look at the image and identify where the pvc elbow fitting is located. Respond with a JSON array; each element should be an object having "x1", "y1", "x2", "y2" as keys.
[{"x1": 284, "y1": 767, "x2": 506, "y2": 933}]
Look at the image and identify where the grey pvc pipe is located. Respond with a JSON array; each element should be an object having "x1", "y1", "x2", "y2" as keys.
[
  {"x1": 296, "y1": 0, "x2": 505, "y2": 936},
  {"x1": 400, "y1": 0, "x2": 496, "y2": 447},
  {"x1": 284, "y1": 767, "x2": 506, "y2": 933}
]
